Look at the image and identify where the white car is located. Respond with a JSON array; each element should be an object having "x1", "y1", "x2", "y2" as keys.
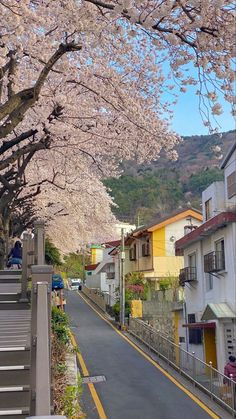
[{"x1": 70, "y1": 278, "x2": 82, "y2": 291}]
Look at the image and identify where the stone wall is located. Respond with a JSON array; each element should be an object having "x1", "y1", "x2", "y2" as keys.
[
  {"x1": 142, "y1": 301, "x2": 176, "y2": 339},
  {"x1": 142, "y1": 288, "x2": 183, "y2": 340}
]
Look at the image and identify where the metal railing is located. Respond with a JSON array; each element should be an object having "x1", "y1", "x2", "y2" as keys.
[
  {"x1": 179, "y1": 267, "x2": 197, "y2": 286},
  {"x1": 204, "y1": 251, "x2": 225, "y2": 273},
  {"x1": 129, "y1": 318, "x2": 236, "y2": 417}
]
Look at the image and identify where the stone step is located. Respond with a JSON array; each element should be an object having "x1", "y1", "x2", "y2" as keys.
[
  {"x1": 0, "y1": 270, "x2": 22, "y2": 276},
  {"x1": 0, "y1": 284, "x2": 21, "y2": 293},
  {"x1": 0, "y1": 309, "x2": 31, "y2": 346},
  {"x1": 0, "y1": 366, "x2": 30, "y2": 386},
  {"x1": 0, "y1": 294, "x2": 20, "y2": 302},
  {"x1": 0, "y1": 407, "x2": 29, "y2": 418},
  {"x1": 0, "y1": 279, "x2": 21, "y2": 284},
  {"x1": 0, "y1": 302, "x2": 29, "y2": 310},
  {"x1": 0, "y1": 348, "x2": 30, "y2": 366},
  {"x1": 0, "y1": 386, "x2": 30, "y2": 408}
]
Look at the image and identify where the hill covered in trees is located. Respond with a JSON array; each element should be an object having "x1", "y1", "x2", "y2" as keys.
[{"x1": 103, "y1": 130, "x2": 235, "y2": 225}]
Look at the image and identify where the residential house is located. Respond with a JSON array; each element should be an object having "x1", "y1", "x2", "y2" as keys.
[
  {"x1": 85, "y1": 241, "x2": 120, "y2": 299},
  {"x1": 85, "y1": 222, "x2": 136, "y2": 298},
  {"x1": 125, "y1": 208, "x2": 202, "y2": 299},
  {"x1": 175, "y1": 143, "x2": 236, "y2": 372},
  {"x1": 107, "y1": 209, "x2": 201, "y2": 340}
]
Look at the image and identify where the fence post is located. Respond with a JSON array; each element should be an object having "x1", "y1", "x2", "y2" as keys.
[
  {"x1": 192, "y1": 352, "x2": 196, "y2": 385},
  {"x1": 34, "y1": 220, "x2": 45, "y2": 265},
  {"x1": 27, "y1": 236, "x2": 35, "y2": 279},
  {"x1": 209, "y1": 361, "x2": 213, "y2": 400},
  {"x1": 179, "y1": 343, "x2": 182, "y2": 373},
  {"x1": 230, "y1": 374, "x2": 235, "y2": 418},
  {"x1": 19, "y1": 233, "x2": 31, "y2": 302},
  {"x1": 30, "y1": 265, "x2": 53, "y2": 416}
]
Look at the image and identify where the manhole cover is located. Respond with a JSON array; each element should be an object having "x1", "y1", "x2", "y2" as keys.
[{"x1": 82, "y1": 375, "x2": 106, "y2": 384}]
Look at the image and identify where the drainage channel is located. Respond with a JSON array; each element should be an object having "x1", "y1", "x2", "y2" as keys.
[{"x1": 82, "y1": 375, "x2": 106, "y2": 384}]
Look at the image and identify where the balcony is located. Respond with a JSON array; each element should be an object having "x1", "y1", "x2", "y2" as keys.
[
  {"x1": 106, "y1": 272, "x2": 115, "y2": 280},
  {"x1": 179, "y1": 267, "x2": 197, "y2": 286},
  {"x1": 204, "y1": 251, "x2": 225, "y2": 273}
]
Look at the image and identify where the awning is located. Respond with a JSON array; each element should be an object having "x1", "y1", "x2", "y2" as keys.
[
  {"x1": 183, "y1": 322, "x2": 216, "y2": 329},
  {"x1": 201, "y1": 303, "x2": 236, "y2": 321}
]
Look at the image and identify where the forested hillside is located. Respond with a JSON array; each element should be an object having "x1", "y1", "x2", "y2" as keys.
[{"x1": 104, "y1": 130, "x2": 235, "y2": 225}]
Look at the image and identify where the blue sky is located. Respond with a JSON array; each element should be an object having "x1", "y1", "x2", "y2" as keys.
[{"x1": 170, "y1": 88, "x2": 235, "y2": 136}]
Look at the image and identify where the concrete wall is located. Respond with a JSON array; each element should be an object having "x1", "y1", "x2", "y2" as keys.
[
  {"x1": 223, "y1": 147, "x2": 236, "y2": 205},
  {"x1": 202, "y1": 181, "x2": 225, "y2": 221},
  {"x1": 85, "y1": 272, "x2": 109, "y2": 292},
  {"x1": 82, "y1": 286, "x2": 106, "y2": 311},
  {"x1": 152, "y1": 256, "x2": 183, "y2": 278}
]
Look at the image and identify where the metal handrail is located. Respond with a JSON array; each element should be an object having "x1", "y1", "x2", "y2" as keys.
[
  {"x1": 129, "y1": 318, "x2": 236, "y2": 416},
  {"x1": 204, "y1": 251, "x2": 225, "y2": 273}
]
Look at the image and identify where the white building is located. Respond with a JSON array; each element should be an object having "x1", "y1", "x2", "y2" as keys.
[
  {"x1": 85, "y1": 222, "x2": 136, "y2": 300},
  {"x1": 85, "y1": 240, "x2": 121, "y2": 303},
  {"x1": 176, "y1": 143, "x2": 236, "y2": 373}
]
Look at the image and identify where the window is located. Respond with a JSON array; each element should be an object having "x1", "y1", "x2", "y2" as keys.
[
  {"x1": 227, "y1": 171, "x2": 236, "y2": 199},
  {"x1": 188, "y1": 252, "x2": 196, "y2": 268},
  {"x1": 215, "y1": 238, "x2": 225, "y2": 270},
  {"x1": 188, "y1": 314, "x2": 202, "y2": 345},
  {"x1": 129, "y1": 244, "x2": 136, "y2": 261},
  {"x1": 205, "y1": 198, "x2": 212, "y2": 220},
  {"x1": 188, "y1": 313, "x2": 196, "y2": 323},
  {"x1": 141, "y1": 240, "x2": 150, "y2": 257},
  {"x1": 206, "y1": 273, "x2": 213, "y2": 291}
]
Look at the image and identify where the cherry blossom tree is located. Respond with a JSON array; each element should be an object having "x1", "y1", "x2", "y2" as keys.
[{"x1": 0, "y1": 1, "x2": 235, "y2": 263}]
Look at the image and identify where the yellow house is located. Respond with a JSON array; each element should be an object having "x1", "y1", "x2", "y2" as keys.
[{"x1": 125, "y1": 208, "x2": 203, "y2": 299}]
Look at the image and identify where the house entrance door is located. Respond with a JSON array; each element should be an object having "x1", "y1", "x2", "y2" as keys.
[{"x1": 204, "y1": 328, "x2": 217, "y2": 369}]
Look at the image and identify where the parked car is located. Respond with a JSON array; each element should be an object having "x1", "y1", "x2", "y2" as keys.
[
  {"x1": 70, "y1": 278, "x2": 82, "y2": 291},
  {"x1": 52, "y1": 274, "x2": 64, "y2": 290}
]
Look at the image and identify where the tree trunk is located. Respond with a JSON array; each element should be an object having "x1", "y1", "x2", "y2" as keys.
[
  {"x1": 0, "y1": 214, "x2": 6, "y2": 269},
  {"x1": 0, "y1": 210, "x2": 10, "y2": 269}
]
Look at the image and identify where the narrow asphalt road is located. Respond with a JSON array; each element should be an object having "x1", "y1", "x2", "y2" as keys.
[{"x1": 66, "y1": 290, "x2": 215, "y2": 419}]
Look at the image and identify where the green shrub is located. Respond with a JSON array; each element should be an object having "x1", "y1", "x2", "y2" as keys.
[{"x1": 51, "y1": 307, "x2": 70, "y2": 345}]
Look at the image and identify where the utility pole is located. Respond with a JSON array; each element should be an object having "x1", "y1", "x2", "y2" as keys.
[{"x1": 120, "y1": 228, "x2": 125, "y2": 329}]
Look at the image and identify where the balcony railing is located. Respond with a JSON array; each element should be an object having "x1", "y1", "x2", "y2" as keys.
[
  {"x1": 106, "y1": 272, "x2": 115, "y2": 279},
  {"x1": 179, "y1": 267, "x2": 197, "y2": 286},
  {"x1": 204, "y1": 251, "x2": 225, "y2": 273}
]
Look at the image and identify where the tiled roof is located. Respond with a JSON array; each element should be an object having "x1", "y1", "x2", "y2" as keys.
[
  {"x1": 175, "y1": 211, "x2": 236, "y2": 254},
  {"x1": 126, "y1": 208, "x2": 202, "y2": 241},
  {"x1": 85, "y1": 263, "x2": 99, "y2": 271},
  {"x1": 103, "y1": 240, "x2": 121, "y2": 248}
]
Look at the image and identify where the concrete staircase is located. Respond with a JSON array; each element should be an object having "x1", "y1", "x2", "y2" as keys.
[{"x1": 0, "y1": 270, "x2": 31, "y2": 418}]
